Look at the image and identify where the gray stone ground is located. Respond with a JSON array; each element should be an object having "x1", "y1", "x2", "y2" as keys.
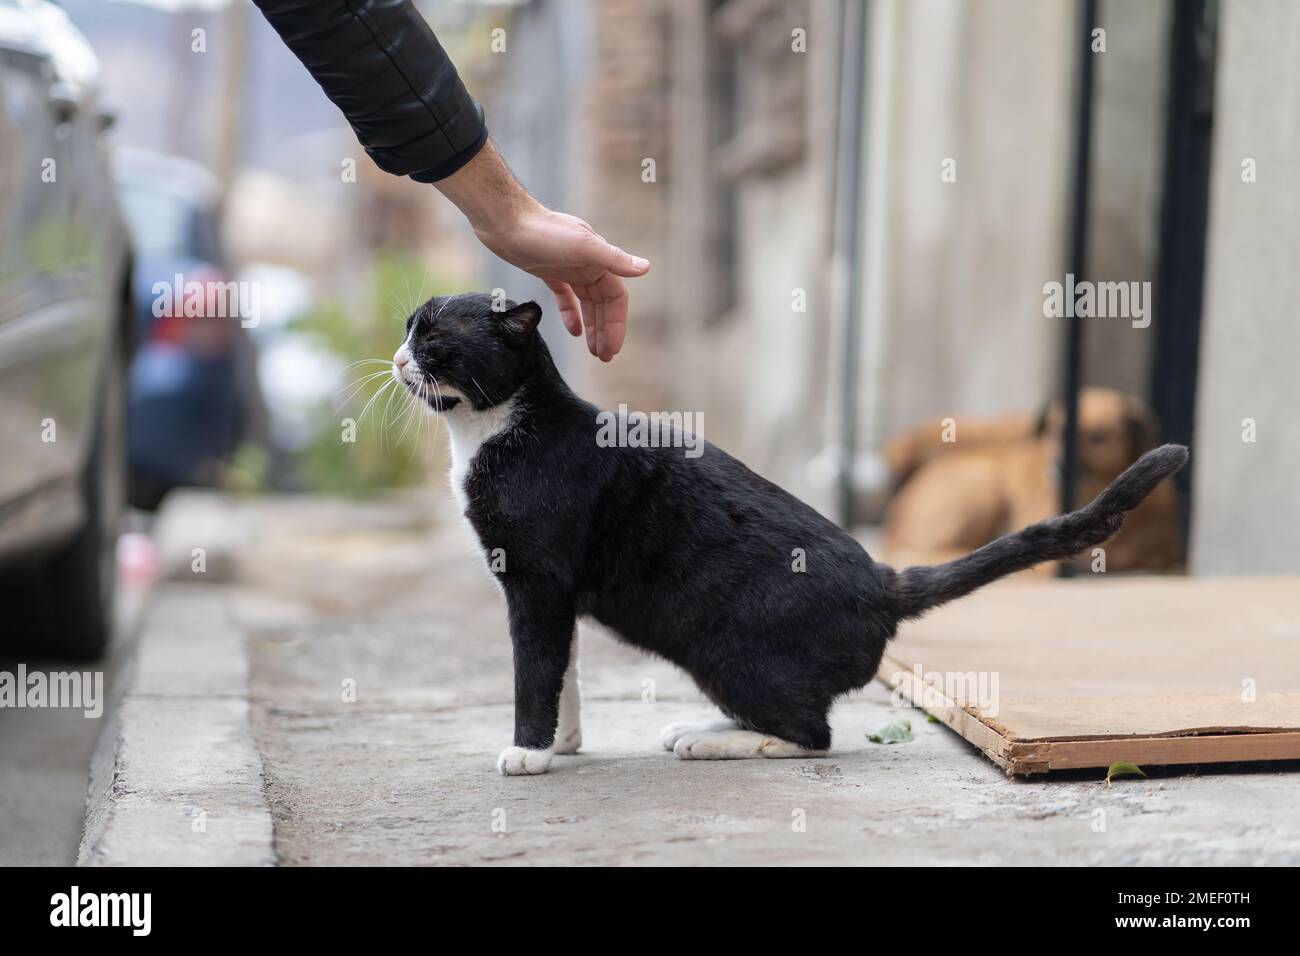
[{"x1": 153, "y1": 490, "x2": 1299, "y2": 867}]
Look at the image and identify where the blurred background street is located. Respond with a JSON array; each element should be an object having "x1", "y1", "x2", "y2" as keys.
[{"x1": 14, "y1": 0, "x2": 1287, "y2": 559}]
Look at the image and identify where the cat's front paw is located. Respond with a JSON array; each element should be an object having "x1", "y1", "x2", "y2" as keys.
[{"x1": 497, "y1": 746, "x2": 554, "y2": 776}]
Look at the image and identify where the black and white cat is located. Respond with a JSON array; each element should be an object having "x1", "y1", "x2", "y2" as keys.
[{"x1": 392, "y1": 293, "x2": 1188, "y2": 775}]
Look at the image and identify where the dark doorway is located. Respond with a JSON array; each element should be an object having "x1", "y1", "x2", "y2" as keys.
[
  {"x1": 1149, "y1": 0, "x2": 1220, "y2": 542},
  {"x1": 1060, "y1": 0, "x2": 1219, "y2": 571}
]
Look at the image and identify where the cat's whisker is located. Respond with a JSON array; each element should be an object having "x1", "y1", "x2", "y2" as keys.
[
  {"x1": 337, "y1": 368, "x2": 395, "y2": 393},
  {"x1": 354, "y1": 375, "x2": 390, "y2": 414},
  {"x1": 418, "y1": 374, "x2": 434, "y2": 455},
  {"x1": 356, "y1": 378, "x2": 396, "y2": 431},
  {"x1": 380, "y1": 376, "x2": 404, "y2": 447},
  {"x1": 341, "y1": 358, "x2": 392, "y2": 371},
  {"x1": 389, "y1": 388, "x2": 413, "y2": 450},
  {"x1": 383, "y1": 284, "x2": 404, "y2": 324},
  {"x1": 405, "y1": 380, "x2": 425, "y2": 463},
  {"x1": 413, "y1": 377, "x2": 432, "y2": 460},
  {"x1": 384, "y1": 268, "x2": 411, "y2": 323},
  {"x1": 335, "y1": 369, "x2": 395, "y2": 411},
  {"x1": 399, "y1": 266, "x2": 416, "y2": 320},
  {"x1": 395, "y1": 381, "x2": 421, "y2": 446},
  {"x1": 469, "y1": 376, "x2": 493, "y2": 406},
  {"x1": 429, "y1": 374, "x2": 450, "y2": 453},
  {"x1": 415, "y1": 272, "x2": 429, "y2": 317},
  {"x1": 431, "y1": 296, "x2": 452, "y2": 325}
]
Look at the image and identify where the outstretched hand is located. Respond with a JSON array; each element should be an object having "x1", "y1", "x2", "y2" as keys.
[
  {"x1": 473, "y1": 206, "x2": 649, "y2": 362},
  {"x1": 437, "y1": 140, "x2": 649, "y2": 362}
]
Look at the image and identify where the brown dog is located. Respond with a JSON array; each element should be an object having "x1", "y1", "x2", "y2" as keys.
[{"x1": 883, "y1": 389, "x2": 1182, "y2": 572}]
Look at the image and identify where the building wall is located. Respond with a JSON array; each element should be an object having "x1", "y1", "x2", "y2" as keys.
[
  {"x1": 1081, "y1": 0, "x2": 1168, "y2": 396},
  {"x1": 840, "y1": 0, "x2": 1171, "y2": 520},
  {"x1": 667, "y1": 0, "x2": 842, "y2": 512},
  {"x1": 479, "y1": 0, "x2": 589, "y2": 362},
  {"x1": 482, "y1": 0, "x2": 673, "y2": 410},
  {"x1": 666, "y1": 0, "x2": 1154, "y2": 518},
  {"x1": 856, "y1": 0, "x2": 1074, "y2": 462},
  {"x1": 1191, "y1": 0, "x2": 1300, "y2": 573}
]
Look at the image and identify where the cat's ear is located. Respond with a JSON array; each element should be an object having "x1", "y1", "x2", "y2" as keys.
[{"x1": 498, "y1": 300, "x2": 542, "y2": 347}]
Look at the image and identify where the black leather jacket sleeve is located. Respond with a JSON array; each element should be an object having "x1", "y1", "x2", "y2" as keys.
[{"x1": 251, "y1": 0, "x2": 488, "y2": 182}]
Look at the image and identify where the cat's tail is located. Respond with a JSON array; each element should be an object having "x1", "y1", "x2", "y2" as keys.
[{"x1": 885, "y1": 443, "x2": 1188, "y2": 620}]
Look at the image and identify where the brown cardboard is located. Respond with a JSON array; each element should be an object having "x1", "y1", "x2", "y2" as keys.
[{"x1": 879, "y1": 576, "x2": 1300, "y2": 775}]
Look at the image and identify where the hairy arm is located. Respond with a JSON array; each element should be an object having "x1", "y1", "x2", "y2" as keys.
[{"x1": 253, "y1": 0, "x2": 648, "y2": 359}]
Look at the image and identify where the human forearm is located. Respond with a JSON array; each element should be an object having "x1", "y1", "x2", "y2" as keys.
[
  {"x1": 435, "y1": 139, "x2": 539, "y2": 234},
  {"x1": 250, "y1": 0, "x2": 487, "y2": 182},
  {"x1": 254, "y1": 0, "x2": 648, "y2": 360}
]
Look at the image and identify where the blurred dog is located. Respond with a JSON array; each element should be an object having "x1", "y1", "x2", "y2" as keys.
[{"x1": 883, "y1": 388, "x2": 1182, "y2": 572}]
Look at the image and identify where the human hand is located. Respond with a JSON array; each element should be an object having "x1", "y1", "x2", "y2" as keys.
[
  {"x1": 437, "y1": 141, "x2": 649, "y2": 361},
  {"x1": 473, "y1": 205, "x2": 648, "y2": 361}
]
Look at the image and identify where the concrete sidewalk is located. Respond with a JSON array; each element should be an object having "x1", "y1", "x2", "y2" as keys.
[{"x1": 84, "y1": 491, "x2": 1300, "y2": 865}]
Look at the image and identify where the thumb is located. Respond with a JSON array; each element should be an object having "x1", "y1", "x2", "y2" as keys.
[{"x1": 592, "y1": 237, "x2": 650, "y2": 278}]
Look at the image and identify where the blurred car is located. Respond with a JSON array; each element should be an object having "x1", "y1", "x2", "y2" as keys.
[
  {"x1": 0, "y1": 0, "x2": 131, "y2": 658},
  {"x1": 114, "y1": 148, "x2": 263, "y2": 509}
]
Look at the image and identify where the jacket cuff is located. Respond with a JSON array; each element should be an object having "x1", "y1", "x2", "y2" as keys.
[{"x1": 409, "y1": 124, "x2": 489, "y2": 183}]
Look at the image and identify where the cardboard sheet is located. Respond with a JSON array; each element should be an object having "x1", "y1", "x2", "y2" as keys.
[{"x1": 879, "y1": 576, "x2": 1300, "y2": 775}]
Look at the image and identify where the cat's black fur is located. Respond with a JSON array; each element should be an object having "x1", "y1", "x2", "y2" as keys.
[{"x1": 401, "y1": 293, "x2": 1189, "y2": 755}]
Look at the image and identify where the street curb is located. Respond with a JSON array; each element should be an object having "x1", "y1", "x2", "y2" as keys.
[{"x1": 78, "y1": 584, "x2": 276, "y2": 866}]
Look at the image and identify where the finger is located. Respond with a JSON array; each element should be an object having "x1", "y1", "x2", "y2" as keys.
[
  {"x1": 580, "y1": 279, "x2": 613, "y2": 361},
  {"x1": 588, "y1": 235, "x2": 650, "y2": 278},
  {"x1": 593, "y1": 295, "x2": 609, "y2": 362},
  {"x1": 546, "y1": 280, "x2": 582, "y2": 337},
  {"x1": 579, "y1": 292, "x2": 598, "y2": 357},
  {"x1": 594, "y1": 273, "x2": 628, "y2": 360}
]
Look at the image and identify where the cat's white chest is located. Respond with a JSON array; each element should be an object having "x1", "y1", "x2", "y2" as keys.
[
  {"x1": 442, "y1": 400, "x2": 516, "y2": 596},
  {"x1": 447, "y1": 431, "x2": 474, "y2": 515},
  {"x1": 444, "y1": 399, "x2": 517, "y2": 515}
]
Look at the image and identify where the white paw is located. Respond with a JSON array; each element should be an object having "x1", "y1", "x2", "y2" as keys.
[
  {"x1": 659, "y1": 718, "x2": 737, "y2": 751},
  {"x1": 497, "y1": 746, "x2": 554, "y2": 775},
  {"x1": 659, "y1": 721, "x2": 697, "y2": 751},
  {"x1": 553, "y1": 725, "x2": 582, "y2": 755}
]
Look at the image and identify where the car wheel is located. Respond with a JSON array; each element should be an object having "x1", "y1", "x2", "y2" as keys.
[{"x1": 34, "y1": 331, "x2": 126, "y2": 660}]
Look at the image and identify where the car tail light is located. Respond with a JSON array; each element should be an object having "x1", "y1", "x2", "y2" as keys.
[{"x1": 150, "y1": 268, "x2": 235, "y2": 355}]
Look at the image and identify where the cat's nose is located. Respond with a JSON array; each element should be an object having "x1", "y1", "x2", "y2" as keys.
[{"x1": 393, "y1": 350, "x2": 409, "y2": 371}]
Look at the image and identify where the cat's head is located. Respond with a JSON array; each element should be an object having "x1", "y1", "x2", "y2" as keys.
[{"x1": 392, "y1": 293, "x2": 543, "y2": 413}]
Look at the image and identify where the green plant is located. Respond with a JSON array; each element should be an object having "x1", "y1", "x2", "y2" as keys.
[{"x1": 291, "y1": 254, "x2": 459, "y2": 494}]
